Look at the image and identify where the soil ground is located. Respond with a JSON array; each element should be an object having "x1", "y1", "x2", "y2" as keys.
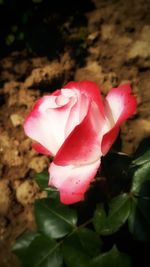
[{"x1": 0, "y1": 0, "x2": 150, "y2": 266}]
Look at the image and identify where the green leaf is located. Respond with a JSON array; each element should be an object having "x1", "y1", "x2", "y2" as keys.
[
  {"x1": 76, "y1": 228, "x2": 102, "y2": 257},
  {"x1": 93, "y1": 194, "x2": 131, "y2": 235},
  {"x1": 34, "y1": 198, "x2": 77, "y2": 239},
  {"x1": 62, "y1": 235, "x2": 88, "y2": 267},
  {"x1": 17, "y1": 233, "x2": 62, "y2": 267},
  {"x1": 35, "y1": 172, "x2": 49, "y2": 190},
  {"x1": 89, "y1": 246, "x2": 131, "y2": 267},
  {"x1": 12, "y1": 232, "x2": 40, "y2": 259},
  {"x1": 129, "y1": 154, "x2": 150, "y2": 241},
  {"x1": 131, "y1": 161, "x2": 150, "y2": 194},
  {"x1": 35, "y1": 172, "x2": 59, "y2": 198},
  {"x1": 132, "y1": 149, "x2": 150, "y2": 166},
  {"x1": 129, "y1": 180, "x2": 150, "y2": 241},
  {"x1": 62, "y1": 228, "x2": 101, "y2": 267}
]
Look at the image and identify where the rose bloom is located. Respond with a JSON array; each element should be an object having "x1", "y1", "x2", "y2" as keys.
[{"x1": 24, "y1": 81, "x2": 136, "y2": 204}]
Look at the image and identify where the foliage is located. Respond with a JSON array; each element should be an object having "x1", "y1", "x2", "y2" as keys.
[
  {"x1": 93, "y1": 193, "x2": 131, "y2": 235},
  {"x1": 13, "y1": 142, "x2": 150, "y2": 266}
]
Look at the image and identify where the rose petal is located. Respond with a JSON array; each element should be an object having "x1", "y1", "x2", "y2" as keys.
[
  {"x1": 49, "y1": 159, "x2": 100, "y2": 204},
  {"x1": 54, "y1": 100, "x2": 105, "y2": 166},
  {"x1": 24, "y1": 93, "x2": 76, "y2": 155},
  {"x1": 105, "y1": 84, "x2": 136, "y2": 125},
  {"x1": 32, "y1": 143, "x2": 53, "y2": 156},
  {"x1": 101, "y1": 84, "x2": 137, "y2": 154},
  {"x1": 101, "y1": 126, "x2": 120, "y2": 155},
  {"x1": 64, "y1": 80, "x2": 105, "y2": 116},
  {"x1": 64, "y1": 90, "x2": 89, "y2": 137}
]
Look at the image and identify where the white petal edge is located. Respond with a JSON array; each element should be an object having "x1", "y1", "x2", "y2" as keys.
[{"x1": 48, "y1": 159, "x2": 101, "y2": 204}]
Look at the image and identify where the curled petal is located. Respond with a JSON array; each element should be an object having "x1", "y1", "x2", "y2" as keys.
[
  {"x1": 105, "y1": 84, "x2": 136, "y2": 125},
  {"x1": 101, "y1": 84, "x2": 137, "y2": 155},
  {"x1": 24, "y1": 94, "x2": 76, "y2": 155},
  {"x1": 64, "y1": 90, "x2": 90, "y2": 138},
  {"x1": 49, "y1": 159, "x2": 101, "y2": 204},
  {"x1": 54, "y1": 101, "x2": 105, "y2": 166},
  {"x1": 64, "y1": 80, "x2": 105, "y2": 116}
]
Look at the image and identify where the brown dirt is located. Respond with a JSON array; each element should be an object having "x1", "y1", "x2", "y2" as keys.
[{"x1": 0, "y1": 0, "x2": 150, "y2": 266}]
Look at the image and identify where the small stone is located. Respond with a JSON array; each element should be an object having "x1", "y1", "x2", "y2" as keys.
[
  {"x1": 29, "y1": 156, "x2": 49, "y2": 173},
  {"x1": 16, "y1": 180, "x2": 39, "y2": 205},
  {"x1": 88, "y1": 31, "x2": 99, "y2": 41},
  {"x1": 128, "y1": 25, "x2": 150, "y2": 59},
  {"x1": 3, "y1": 148, "x2": 23, "y2": 167},
  {"x1": 128, "y1": 40, "x2": 150, "y2": 59},
  {"x1": 10, "y1": 113, "x2": 23, "y2": 127}
]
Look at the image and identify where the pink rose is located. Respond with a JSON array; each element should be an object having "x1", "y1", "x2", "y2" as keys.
[{"x1": 24, "y1": 81, "x2": 136, "y2": 204}]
